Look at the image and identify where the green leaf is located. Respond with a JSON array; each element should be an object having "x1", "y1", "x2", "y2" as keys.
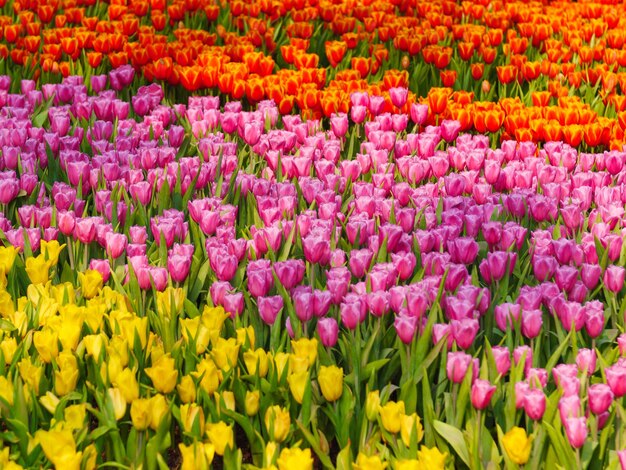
[{"x1": 433, "y1": 420, "x2": 471, "y2": 468}]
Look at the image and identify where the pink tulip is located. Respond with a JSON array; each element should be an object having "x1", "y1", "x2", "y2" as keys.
[
  {"x1": 451, "y1": 318, "x2": 479, "y2": 350},
  {"x1": 446, "y1": 351, "x2": 473, "y2": 384},
  {"x1": 318, "y1": 317, "x2": 339, "y2": 347},
  {"x1": 257, "y1": 295, "x2": 283, "y2": 325},
  {"x1": 564, "y1": 417, "x2": 587, "y2": 449},
  {"x1": 588, "y1": 384, "x2": 613, "y2": 415},
  {"x1": 604, "y1": 265, "x2": 625, "y2": 293},
  {"x1": 470, "y1": 379, "x2": 496, "y2": 410},
  {"x1": 521, "y1": 309, "x2": 542, "y2": 339},
  {"x1": 394, "y1": 314, "x2": 418, "y2": 344},
  {"x1": 524, "y1": 388, "x2": 546, "y2": 420},
  {"x1": 606, "y1": 364, "x2": 626, "y2": 397}
]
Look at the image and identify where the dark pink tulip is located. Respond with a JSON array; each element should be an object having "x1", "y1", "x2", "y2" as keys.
[
  {"x1": 564, "y1": 417, "x2": 587, "y2": 449},
  {"x1": 389, "y1": 87, "x2": 408, "y2": 108},
  {"x1": 313, "y1": 290, "x2": 332, "y2": 317},
  {"x1": 210, "y1": 281, "x2": 231, "y2": 306},
  {"x1": 491, "y1": 346, "x2": 511, "y2": 375},
  {"x1": 445, "y1": 264, "x2": 468, "y2": 292},
  {"x1": 557, "y1": 300, "x2": 586, "y2": 332},
  {"x1": 274, "y1": 259, "x2": 305, "y2": 290},
  {"x1": 580, "y1": 263, "x2": 601, "y2": 289},
  {"x1": 74, "y1": 217, "x2": 97, "y2": 244},
  {"x1": 349, "y1": 248, "x2": 373, "y2": 278},
  {"x1": 257, "y1": 295, "x2": 283, "y2": 325},
  {"x1": 302, "y1": 234, "x2": 331, "y2": 265},
  {"x1": 524, "y1": 388, "x2": 546, "y2": 420},
  {"x1": 494, "y1": 303, "x2": 521, "y2": 331},
  {"x1": 446, "y1": 351, "x2": 473, "y2": 384},
  {"x1": 554, "y1": 266, "x2": 578, "y2": 292},
  {"x1": 559, "y1": 395, "x2": 582, "y2": 423},
  {"x1": 445, "y1": 297, "x2": 474, "y2": 321},
  {"x1": 406, "y1": 290, "x2": 430, "y2": 319},
  {"x1": 521, "y1": 309, "x2": 542, "y2": 339},
  {"x1": 168, "y1": 254, "x2": 191, "y2": 283},
  {"x1": 340, "y1": 296, "x2": 366, "y2": 330},
  {"x1": 367, "y1": 291, "x2": 390, "y2": 317},
  {"x1": 0, "y1": 176, "x2": 19, "y2": 204},
  {"x1": 451, "y1": 318, "x2": 479, "y2": 350},
  {"x1": 448, "y1": 237, "x2": 479, "y2": 265},
  {"x1": 515, "y1": 381, "x2": 529, "y2": 409},
  {"x1": 532, "y1": 255, "x2": 558, "y2": 282},
  {"x1": 330, "y1": 113, "x2": 349, "y2": 139},
  {"x1": 588, "y1": 384, "x2": 613, "y2": 415},
  {"x1": 105, "y1": 232, "x2": 127, "y2": 259},
  {"x1": 410, "y1": 103, "x2": 428, "y2": 125},
  {"x1": 576, "y1": 348, "x2": 596, "y2": 375},
  {"x1": 604, "y1": 265, "x2": 625, "y2": 293},
  {"x1": 391, "y1": 251, "x2": 416, "y2": 281},
  {"x1": 293, "y1": 287, "x2": 314, "y2": 322},
  {"x1": 223, "y1": 292, "x2": 244, "y2": 317},
  {"x1": 470, "y1": 379, "x2": 496, "y2": 410},
  {"x1": 247, "y1": 261, "x2": 274, "y2": 298},
  {"x1": 210, "y1": 251, "x2": 238, "y2": 282},
  {"x1": 606, "y1": 364, "x2": 626, "y2": 397},
  {"x1": 568, "y1": 281, "x2": 588, "y2": 303},
  {"x1": 317, "y1": 317, "x2": 339, "y2": 347},
  {"x1": 584, "y1": 300, "x2": 605, "y2": 338},
  {"x1": 394, "y1": 314, "x2": 418, "y2": 344}
]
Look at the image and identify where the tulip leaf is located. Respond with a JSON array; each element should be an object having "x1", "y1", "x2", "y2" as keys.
[
  {"x1": 433, "y1": 420, "x2": 471, "y2": 468},
  {"x1": 545, "y1": 329, "x2": 573, "y2": 373},
  {"x1": 543, "y1": 422, "x2": 577, "y2": 469}
]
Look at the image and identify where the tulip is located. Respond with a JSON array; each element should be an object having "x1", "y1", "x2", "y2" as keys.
[
  {"x1": 257, "y1": 295, "x2": 283, "y2": 325},
  {"x1": 470, "y1": 379, "x2": 496, "y2": 410},
  {"x1": 564, "y1": 417, "x2": 587, "y2": 448},
  {"x1": 491, "y1": 346, "x2": 511, "y2": 375},
  {"x1": 317, "y1": 317, "x2": 339, "y2": 347},
  {"x1": 277, "y1": 447, "x2": 314, "y2": 470},
  {"x1": 451, "y1": 318, "x2": 479, "y2": 350},
  {"x1": 265, "y1": 405, "x2": 291, "y2": 443},
  {"x1": 206, "y1": 421, "x2": 234, "y2": 456},
  {"x1": 394, "y1": 314, "x2": 418, "y2": 344},
  {"x1": 379, "y1": 400, "x2": 405, "y2": 434},
  {"x1": 523, "y1": 388, "x2": 546, "y2": 420},
  {"x1": 400, "y1": 413, "x2": 425, "y2": 447},
  {"x1": 446, "y1": 352, "x2": 472, "y2": 384},
  {"x1": 501, "y1": 427, "x2": 532, "y2": 465},
  {"x1": 604, "y1": 265, "x2": 625, "y2": 293},
  {"x1": 318, "y1": 365, "x2": 343, "y2": 402},
  {"x1": 521, "y1": 309, "x2": 542, "y2": 339},
  {"x1": 588, "y1": 384, "x2": 613, "y2": 415},
  {"x1": 130, "y1": 398, "x2": 151, "y2": 430},
  {"x1": 606, "y1": 364, "x2": 626, "y2": 397},
  {"x1": 576, "y1": 349, "x2": 596, "y2": 375},
  {"x1": 145, "y1": 354, "x2": 178, "y2": 394}
]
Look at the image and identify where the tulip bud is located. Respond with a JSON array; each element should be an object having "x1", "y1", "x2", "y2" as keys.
[
  {"x1": 245, "y1": 390, "x2": 260, "y2": 416},
  {"x1": 366, "y1": 390, "x2": 380, "y2": 421}
]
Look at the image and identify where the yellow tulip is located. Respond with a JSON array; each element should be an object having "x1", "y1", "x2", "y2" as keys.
[
  {"x1": 119, "y1": 315, "x2": 148, "y2": 349},
  {"x1": 1, "y1": 336, "x2": 17, "y2": 364},
  {"x1": 83, "y1": 334, "x2": 106, "y2": 360},
  {"x1": 288, "y1": 354, "x2": 309, "y2": 375},
  {"x1": 236, "y1": 326, "x2": 255, "y2": 348},
  {"x1": 394, "y1": 460, "x2": 420, "y2": 470},
  {"x1": 180, "y1": 403, "x2": 205, "y2": 436},
  {"x1": 106, "y1": 353, "x2": 124, "y2": 384},
  {"x1": 0, "y1": 246, "x2": 18, "y2": 273},
  {"x1": 50, "y1": 282, "x2": 75, "y2": 305},
  {"x1": 264, "y1": 405, "x2": 291, "y2": 443},
  {"x1": 243, "y1": 348, "x2": 269, "y2": 377},
  {"x1": 107, "y1": 387, "x2": 127, "y2": 420},
  {"x1": 40, "y1": 240, "x2": 65, "y2": 266},
  {"x1": 54, "y1": 352, "x2": 79, "y2": 396},
  {"x1": 25, "y1": 255, "x2": 50, "y2": 285},
  {"x1": 64, "y1": 404, "x2": 87, "y2": 430},
  {"x1": 206, "y1": 421, "x2": 234, "y2": 456},
  {"x1": 0, "y1": 375, "x2": 14, "y2": 405},
  {"x1": 277, "y1": 447, "x2": 314, "y2": 470},
  {"x1": 108, "y1": 336, "x2": 129, "y2": 366},
  {"x1": 78, "y1": 269, "x2": 103, "y2": 299},
  {"x1": 211, "y1": 337, "x2": 240, "y2": 372},
  {"x1": 180, "y1": 317, "x2": 211, "y2": 355},
  {"x1": 179, "y1": 442, "x2": 214, "y2": 470},
  {"x1": 39, "y1": 391, "x2": 60, "y2": 414},
  {"x1": 149, "y1": 394, "x2": 169, "y2": 431},
  {"x1": 501, "y1": 427, "x2": 532, "y2": 465},
  {"x1": 113, "y1": 368, "x2": 139, "y2": 403},
  {"x1": 379, "y1": 401, "x2": 405, "y2": 434},
  {"x1": 288, "y1": 370, "x2": 308, "y2": 404},
  {"x1": 34, "y1": 428, "x2": 79, "y2": 470},
  {"x1": 201, "y1": 305, "x2": 230, "y2": 331},
  {"x1": 291, "y1": 338, "x2": 318, "y2": 367},
  {"x1": 245, "y1": 390, "x2": 260, "y2": 416},
  {"x1": 155, "y1": 286, "x2": 185, "y2": 318},
  {"x1": 400, "y1": 413, "x2": 424, "y2": 447},
  {"x1": 130, "y1": 398, "x2": 151, "y2": 430},
  {"x1": 273, "y1": 352, "x2": 289, "y2": 379},
  {"x1": 264, "y1": 442, "x2": 278, "y2": 468},
  {"x1": 318, "y1": 365, "x2": 343, "y2": 402},
  {"x1": 145, "y1": 354, "x2": 178, "y2": 394},
  {"x1": 0, "y1": 446, "x2": 24, "y2": 469},
  {"x1": 33, "y1": 328, "x2": 58, "y2": 363},
  {"x1": 0, "y1": 289, "x2": 14, "y2": 318},
  {"x1": 353, "y1": 453, "x2": 388, "y2": 470},
  {"x1": 177, "y1": 375, "x2": 197, "y2": 403},
  {"x1": 216, "y1": 390, "x2": 236, "y2": 413},
  {"x1": 58, "y1": 306, "x2": 83, "y2": 351},
  {"x1": 192, "y1": 358, "x2": 220, "y2": 394},
  {"x1": 366, "y1": 390, "x2": 381, "y2": 421}
]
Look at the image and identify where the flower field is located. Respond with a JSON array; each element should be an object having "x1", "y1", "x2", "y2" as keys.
[{"x1": 3, "y1": 0, "x2": 626, "y2": 469}]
